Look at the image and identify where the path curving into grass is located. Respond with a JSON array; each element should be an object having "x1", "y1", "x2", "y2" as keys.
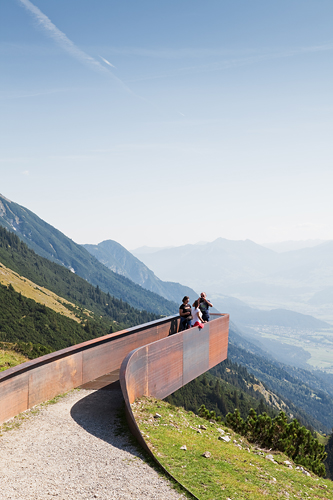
[{"x1": 0, "y1": 385, "x2": 186, "y2": 500}]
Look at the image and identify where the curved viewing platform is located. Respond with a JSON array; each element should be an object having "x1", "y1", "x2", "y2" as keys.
[
  {"x1": 120, "y1": 313, "x2": 229, "y2": 457},
  {"x1": 0, "y1": 313, "x2": 229, "y2": 436}
]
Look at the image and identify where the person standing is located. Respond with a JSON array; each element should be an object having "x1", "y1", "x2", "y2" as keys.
[
  {"x1": 199, "y1": 292, "x2": 213, "y2": 322},
  {"x1": 191, "y1": 299, "x2": 205, "y2": 329},
  {"x1": 179, "y1": 296, "x2": 192, "y2": 331}
]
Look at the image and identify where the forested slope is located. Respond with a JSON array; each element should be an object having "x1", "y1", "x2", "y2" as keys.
[
  {"x1": 165, "y1": 356, "x2": 328, "y2": 433},
  {"x1": 0, "y1": 226, "x2": 166, "y2": 359},
  {"x1": 0, "y1": 226, "x2": 165, "y2": 323}
]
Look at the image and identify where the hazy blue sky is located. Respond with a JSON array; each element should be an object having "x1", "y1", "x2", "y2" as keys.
[{"x1": 1, "y1": 0, "x2": 333, "y2": 249}]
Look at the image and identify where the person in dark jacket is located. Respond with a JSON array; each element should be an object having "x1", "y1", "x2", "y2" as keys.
[{"x1": 179, "y1": 296, "x2": 192, "y2": 331}]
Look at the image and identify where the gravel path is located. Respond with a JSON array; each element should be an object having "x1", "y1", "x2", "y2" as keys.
[{"x1": 0, "y1": 387, "x2": 185, "y2": 500}]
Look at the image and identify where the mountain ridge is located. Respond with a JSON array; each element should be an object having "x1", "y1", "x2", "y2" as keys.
[
  {"x1": 0, "y1": 194, "x2": 177, "y2": 315},
  {"x1": 83, "y1": 239, "x2": 199, "y2": 304}
]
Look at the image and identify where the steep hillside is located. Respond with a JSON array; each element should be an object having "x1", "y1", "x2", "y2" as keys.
[
  {"x1": 167, "y1": 351, "x2": 330, "y2": 434},
  {"x1": 0, "y1": 262, "x2": 82, "y2": 323},
  {"x1": 0, "y1": 194, "x2": 177, "y2": 315},
  {"x1": 0, "y1": 227, "x2": 160, "y2": 334},
  {"x1": 0, "y1": 282, "x2": 95, "y2": 352},
  {"x1": 134, "y1": 397, "x2": 333, "y2": 498},
  {"x1": 227, "y1": 326, "x2": 333, "y2": 432},
  {"x1": 83, "y1": 239, "x2": 198, "y2": 303}
]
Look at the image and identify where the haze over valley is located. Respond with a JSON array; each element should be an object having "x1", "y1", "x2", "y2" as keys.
[{"x1": 132, "y1": 239, "x2": 333, "y2": 373}]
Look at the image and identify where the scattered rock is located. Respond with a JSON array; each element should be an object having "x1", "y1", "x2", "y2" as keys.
[
  {"x1": 218, "y1": 435, "x2": 230, "y2": 442},
  {"x1": 217, "y1": 428, "x2": 225, "y2": 434},
  {"x1": 202, "y1": 451, "x2": 211, "y2": 458},
  {"x1": 199, "y1": 425, "x2": 207, "y2": 430},
  {"x1": 284, "y1": 460, "x2": 292, "y2": 466},
  {"x1": 197, "y1": 429, "x2": 202, "y2": 434},
  {"x1": 180, "y1": 445, "x2": 187, "y2": 451},
  {"x1": 154, "y1": 413, "x2": 162, "y2": 419},
  {"x1": 265, "y1": 454, "x2": 277, "y2": 463}
]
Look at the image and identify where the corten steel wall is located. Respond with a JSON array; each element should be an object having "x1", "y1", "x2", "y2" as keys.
[
  {"x1": 119, "y1": 313, "x2": 229, "y2": 452},
  {"x1": 0, "y1": 315, "x2": 179, "y2": 425}
]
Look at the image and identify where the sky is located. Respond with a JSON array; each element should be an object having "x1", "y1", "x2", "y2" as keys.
[{"x1": 1, "y1": 0, "x2": 333, "y2": 250}]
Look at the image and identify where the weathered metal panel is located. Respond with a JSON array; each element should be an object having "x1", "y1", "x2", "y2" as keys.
[
  {"x1": 147, "y1": 333, "x2": 183, "y2": 400},
  {"x1": 28, "y1": 352, "x2": 83, "y2": 408},
  {"x1": 121, "y1": 314, "x2": 229, "y2": 407},
  {"x1": 125, "y1": 348, "x2": 148, "y2": 404},
  {"x1": 82, "y1": 341, "x2": 121, "y2": 385},
  {"x1": 0, "y1": 372, "x2": 29, "y2": 423},
  {"x1": 209, "y1": 314, "x2": 229, "y2": 368},
  {"x1": 183, "y1": 324, "x2": 210, "y2": 386},
  {"x1": 82, "y1": 325, "x2": 170, "y2": 384}
]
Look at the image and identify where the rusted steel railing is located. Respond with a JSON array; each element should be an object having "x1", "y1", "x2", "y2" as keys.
[
  {"x1": 0, "y1": 315, "x2": 179, "y2": 425},
  {"x1": 119, "y1": 313, "x2": 229, "y2": 454}
]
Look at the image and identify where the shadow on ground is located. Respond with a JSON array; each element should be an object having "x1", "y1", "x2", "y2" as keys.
[{"x1": 70, "y1": 381, "x2": 141, "y2": 457}]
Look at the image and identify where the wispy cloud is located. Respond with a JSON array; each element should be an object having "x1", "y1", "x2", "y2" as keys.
[
  {"x1": 22, "y1": 170, "x2": 30, "y2": 176},
  {"x1": 104, "y1": 42, "x2": 333, "y2": 60},
  {"x1": 124, "y1": 43, "x2": 333, "y2": 83}
]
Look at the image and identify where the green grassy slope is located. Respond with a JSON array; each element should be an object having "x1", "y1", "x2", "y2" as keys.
[{"x1": 133, "y1": 397, "x2": 333, "y2": 499}]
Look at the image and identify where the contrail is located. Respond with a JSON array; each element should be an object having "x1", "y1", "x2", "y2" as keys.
[
  {"x1": 99, "y1": 56, "x2": 116, "y2": 68},
  {"x1": 16, "y1": 0, "x2": 187, "y2": 114},
  {"x1": 17, "y1": 0, "x2": 132, "y2": 93},
  {"x1": 17, "y1": 0, "x2": 107, "y2": 74}
]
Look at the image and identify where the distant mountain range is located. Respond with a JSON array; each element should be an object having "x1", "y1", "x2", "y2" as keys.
[
  {"x1": 0, "y1": 194, "x2": 176, "y2": 315},
  {"x1": 132, "y1": 237, "x2": 333, "y2": 321},
  {"x1": 83, "y1": 239, "x2": 199, "y2": 304},
  {"x1": 262, "y1": 239, "x2": 327, "y2": 253}
]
